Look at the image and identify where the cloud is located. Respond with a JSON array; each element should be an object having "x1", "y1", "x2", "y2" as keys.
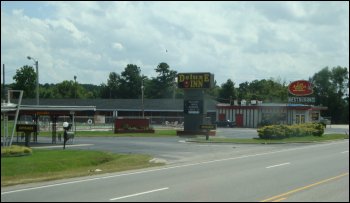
[
  {"x1": 112, "y1": 42, "x2": 124, "y2": 51},
  {"x1": 1, "y1": 1, "x2": 349, "y2": 87}
]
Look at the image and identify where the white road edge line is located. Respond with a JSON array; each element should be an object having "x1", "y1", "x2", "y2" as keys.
[
  {"x1": 110, "y1": 187, "x2": 169, "y2": 201},
  {"x1": 266, "y1": 162, "x2": 290, "y2": 169},
  {"x1": 341, "y1": 151, "x2": 349, "y2": 154}
]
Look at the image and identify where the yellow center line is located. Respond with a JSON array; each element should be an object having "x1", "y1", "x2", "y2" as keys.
[
  {"x1": 260, "y1": 172, "x2": 349, "y2": 202},
  {"x1": 271, "y1": 197, "x2": 286, "y2": 202}
]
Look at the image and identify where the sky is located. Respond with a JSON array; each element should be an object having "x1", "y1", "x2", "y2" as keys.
[{"x1": 1, "y1": 1, "x2": 349, "y2": 87}]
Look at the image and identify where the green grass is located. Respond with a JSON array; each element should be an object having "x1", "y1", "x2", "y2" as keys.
[
  {"x1": 190, "y1": 133, "x2": 349, "y2": 144},
  {"x1": 1, "y1": 149, "x2": 163, "y2": 186}
]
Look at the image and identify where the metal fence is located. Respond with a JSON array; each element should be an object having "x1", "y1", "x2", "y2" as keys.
[{"x1": 34, "y1": 116, "x2": 186, "y2": 131}]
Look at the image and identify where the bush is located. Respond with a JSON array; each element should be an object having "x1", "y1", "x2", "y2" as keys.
[
  {"x1": 257, "y1": 120, "x2": 273, "y2": 128},
  {"x1": 1, "y1": 145, "x2": 32, "y2": 157},
  {"x1": 257, "y1": 125, "x2": 288, "y2": 139},
  {"x1": 309, "y1": 123, "x2": 325, "y2": 137},
  {"x1": 257, "y1": 123, "x2": 325, "y2": 139}
]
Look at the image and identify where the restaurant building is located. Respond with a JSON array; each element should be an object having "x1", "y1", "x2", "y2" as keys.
[{"x1": 216, "y1": 100, "x2": 327, "y2": 128}]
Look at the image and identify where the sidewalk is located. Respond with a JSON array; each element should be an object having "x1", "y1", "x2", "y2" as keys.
[{"x1": 326, "y1": 124, "x2": 349, "y2": 129}]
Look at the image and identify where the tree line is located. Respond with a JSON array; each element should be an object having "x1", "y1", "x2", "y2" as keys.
[{"x1": 2, "y1": 63, "x2": 349, "y2": 124}]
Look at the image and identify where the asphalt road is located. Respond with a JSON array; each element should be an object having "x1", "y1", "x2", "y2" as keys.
[{"x1": 1, "y1": 133, "x2": 349, "y2": 202}]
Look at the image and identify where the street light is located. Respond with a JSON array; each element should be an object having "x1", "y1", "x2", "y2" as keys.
[
  {"x1": 173, "y1": 77, "x2": 177, "y2": 100},
  {"x1": 27, "y1": 56, "x2": 39, "y2": 105}
]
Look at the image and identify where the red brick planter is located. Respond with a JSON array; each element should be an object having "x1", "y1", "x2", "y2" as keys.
[{"x1": 114, "y1": 118, "x2": 154, "y2": 134}]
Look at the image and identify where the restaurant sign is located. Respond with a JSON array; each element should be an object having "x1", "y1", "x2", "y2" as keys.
[
  {"x1": 177, "y1": 73, "x2": 214, "y2": 89},
  {"x1": 288, "y1": 97, "x2": 315, "y2": 103},
  {"x1": 288, "y1": 80, "x2": 313, "y2": 96}
]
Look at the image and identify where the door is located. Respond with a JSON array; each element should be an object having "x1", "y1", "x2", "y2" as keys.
[
  {"x1": 219, "y1": 113, "x2": 226, "y2": 121},
  {"x1": 236, "y1": 114, "x2": 243, "y2": 127}
]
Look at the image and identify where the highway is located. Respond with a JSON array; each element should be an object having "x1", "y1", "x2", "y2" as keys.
[{"x1": 1, "y1": 137, "x2": 348, "y2": 202}]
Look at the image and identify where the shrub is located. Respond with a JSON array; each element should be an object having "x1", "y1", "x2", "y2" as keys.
[
  {"x1": 1, "y1": 145, "x2": 32, "y2": 157},
  {"x1": 257, "y1": 123, "x2": 325, "y2": 139},
  {"x1": 257, "y1": 125, "x2": 288, "y2": 139},
  {"x1": 309, "y1": 123, "x2": 325, "y2": 136},
  {"x1": 121, "y1": 124, "x2": 130, "y2": 130},
  {"x1": 257, "y1": 120, "x2": 273, "y2": 128}
]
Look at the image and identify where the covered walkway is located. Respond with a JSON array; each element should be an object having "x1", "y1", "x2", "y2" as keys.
[{"x1": 2, "y1": 104, "x2": 95, "y2": 146}]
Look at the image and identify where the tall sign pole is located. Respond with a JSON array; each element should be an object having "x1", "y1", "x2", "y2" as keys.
[{"x1": 177, "y1": 72, "x2": 214, "y2": 135}]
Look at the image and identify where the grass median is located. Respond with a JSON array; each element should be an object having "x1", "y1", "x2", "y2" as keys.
[
  {"x1": 1, "y1": 149, "x2": 164, "y2": 187},
  {"x1": 189, "y1": 133, "x2": 349, "y2": 144}
]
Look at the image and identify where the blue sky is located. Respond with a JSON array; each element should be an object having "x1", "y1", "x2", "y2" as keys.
[{"x1": 1, "y1": 1, "x2": 349, "y2": 86}]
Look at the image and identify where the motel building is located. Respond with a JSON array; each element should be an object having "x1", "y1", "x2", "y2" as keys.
[{"x1": 216, "y1": 99, "x2": 328, "y2": 128}]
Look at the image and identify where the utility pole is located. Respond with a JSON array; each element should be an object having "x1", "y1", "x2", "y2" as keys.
[
  {"x1": 35, "y1": 60, "x2": 39, "y2": 105},
  {"x1": 74, "y1": 75, "x2": 77, "y2": 104},
  {"x1": 2, "y1": 64, "x2": 5, "y2": 100}
]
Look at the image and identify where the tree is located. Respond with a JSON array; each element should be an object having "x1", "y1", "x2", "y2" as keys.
[
  {"x1": 237, "y1": 81, "x2": 249, "y2": 101},
  {"x1": 12, "y1": 65, "x2": 36, "y2": 98},
  {"x1": 218, "y1": 79, "x2": 236, "y2": 104},
  {"x1": 236, "y1": 79, "x2": 287, "y2": 103},
  {"x1": 311, "y1": 66, "x2": 349, "y2": 124},
  {"x1": 54, "y1": 80, "x2": 76, "y2": 98},
  {"x1": 53, "y1": 80, "x2": 91, "y2": 99},
  {"x1": 146, "y1": 62, "x2": 177, "y2": 98},
  {"x1": 331, "y1": 66, "x2": 349, "y2": 96},
  {"x1": 205, "y1": 80, "x2": 220, "y2": 101},
  {"x1": 119, "y1": 64, "x2": 143, "y2": 98},
  {"x1": 40, "y1": 83, "x2": 56, "y2": 99},
  {"x1": 99, "y1": 83, "x2": 110, "y2": 99},
  {"x1": 80, "y1": 84, "x2": 100, "y2": 98},
  {"x1": 107, "y1": 72, "x2": 121, "y2": 98},
  {"x1": 311, "y1": 67, "x2": 333, "y2": 105}
]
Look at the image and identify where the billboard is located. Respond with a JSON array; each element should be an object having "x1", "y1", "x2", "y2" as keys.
[
  {"x1": 288, "y1": 80, "x2": 313, "y2": 96},
  {"x1": 177, "y1": 73, "x2": 214, "y2": 89},
  {"x1": 288, "y1": 80, "x2": 315, "y2": 104}
]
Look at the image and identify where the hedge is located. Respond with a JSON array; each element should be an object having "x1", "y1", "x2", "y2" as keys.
[{"x1": 257, "y1": 123, "x2": 325, "y2": 139}]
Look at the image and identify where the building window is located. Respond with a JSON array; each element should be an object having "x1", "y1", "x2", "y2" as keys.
[
  {"x1": 260, "y1": 112, "x2": 287, "y2": 126},
  {"x1": 296, "y1": 114, "x2": 305, "y2": 124},
  {"x1": 311, "y1": 112, "x2": 319, "y2": 122}
]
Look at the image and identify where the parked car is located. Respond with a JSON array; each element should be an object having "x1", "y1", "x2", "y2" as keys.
[
  {"x1": 215, "y1": 120, "x2": 236, "y2": 127},
  {"x1": 320, "y1": 117, "x2": 331, "y2": 127}
]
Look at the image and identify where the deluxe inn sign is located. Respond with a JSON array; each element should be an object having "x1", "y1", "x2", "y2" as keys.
[{"x1": 177, "y1": 73, "x2": 214, "y2": 89}]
